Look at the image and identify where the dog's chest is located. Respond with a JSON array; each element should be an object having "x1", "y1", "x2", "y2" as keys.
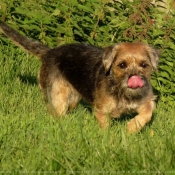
[{"x1": 110, "y1": 99, "x2": 140, "y2": 118}]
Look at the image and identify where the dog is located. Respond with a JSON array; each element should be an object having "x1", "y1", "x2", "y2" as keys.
[{"x1": 0, "y1": 21, "x2": 159, "y2": 132}]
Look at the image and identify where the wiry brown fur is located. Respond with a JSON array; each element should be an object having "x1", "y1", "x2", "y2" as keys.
[{"x1": 0, "y1": 21, "x2": 159, "y2": 132}]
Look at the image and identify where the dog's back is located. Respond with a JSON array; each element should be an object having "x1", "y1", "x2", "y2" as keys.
[{"x1": 45, "y1": 43, "x2": 104, "y2": 103}]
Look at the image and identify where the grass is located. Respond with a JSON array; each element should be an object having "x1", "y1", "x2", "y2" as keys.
[{"x1": 0, "y1": 43, "x2": 175, "y2": 175}]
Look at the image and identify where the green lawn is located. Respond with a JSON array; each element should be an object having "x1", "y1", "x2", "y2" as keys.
[{"x1": 0, "y1": 44, "x2": 175, "y2": 174}]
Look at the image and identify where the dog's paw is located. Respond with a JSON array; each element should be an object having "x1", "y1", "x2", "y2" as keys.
[{"x1": 127, "y1": 118, "x2": 143, "y2": 133}]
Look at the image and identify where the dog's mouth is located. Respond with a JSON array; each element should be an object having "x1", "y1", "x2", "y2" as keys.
[
  {"x1": 127, "y1": 75, "x2": 144, "y2": 89},
  {"x1": 117, "y1": 75, "x2": 149, "y2": 100}
]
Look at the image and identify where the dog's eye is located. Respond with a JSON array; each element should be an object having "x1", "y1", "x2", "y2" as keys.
[
  {"x1": 118, "y1": 62, "x2": 127, "y2": 69},
  {"x1": 140, "y1": 62, "x2": 148, "y2": 68}
]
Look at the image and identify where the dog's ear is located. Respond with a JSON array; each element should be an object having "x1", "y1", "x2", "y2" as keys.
[
  {"x1": 146, "y1": 46, "x2": 160, "y2": 71},
  {"x1": 102, "y1": 44, "x2": 119, "y2": 73}
]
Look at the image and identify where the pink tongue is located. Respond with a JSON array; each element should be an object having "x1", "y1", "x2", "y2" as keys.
[{"x1": 128, "y1": 75, "x2": 143, "y2": 89}]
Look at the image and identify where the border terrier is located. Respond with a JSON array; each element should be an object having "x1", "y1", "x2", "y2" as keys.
[{"x1": 0, "y1": 21, "x2": 159, "y2": 132}]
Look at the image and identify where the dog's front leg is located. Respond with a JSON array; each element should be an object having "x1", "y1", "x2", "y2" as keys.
[
  {"x1": 94, "y1": 95, "x2": 117, "y2": 129},
  {"x1": 127, "y1": 100, "x2": 155, "y2": 133},
  {"x1": 94, "y1": 110, "x2": 111, "y2": 129}
]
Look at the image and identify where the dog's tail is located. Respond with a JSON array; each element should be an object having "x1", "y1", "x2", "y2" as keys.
[{"x1": 0, "y1": 21, "x2": 50, "y2": 58}]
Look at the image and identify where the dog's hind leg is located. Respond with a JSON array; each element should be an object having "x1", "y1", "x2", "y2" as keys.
[
  {"x1": 68, "y1": 88, "x2": 81, "y2": 111},
  {"x1": 47, "y1": 79, "x2": 81, "y2": 117}
]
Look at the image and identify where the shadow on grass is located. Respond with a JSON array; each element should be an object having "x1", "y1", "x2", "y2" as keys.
[
  {"x1": 79, "y1": 100, "x2": 92, "y2": 113},
  {"x1": 18, "y1": 74, "x2": 38, "y2": 86}
]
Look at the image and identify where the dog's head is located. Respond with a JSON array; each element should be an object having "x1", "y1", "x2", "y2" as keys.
[{"x1": 102, "y1": 42, "x2": 160, "y2": 99}]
